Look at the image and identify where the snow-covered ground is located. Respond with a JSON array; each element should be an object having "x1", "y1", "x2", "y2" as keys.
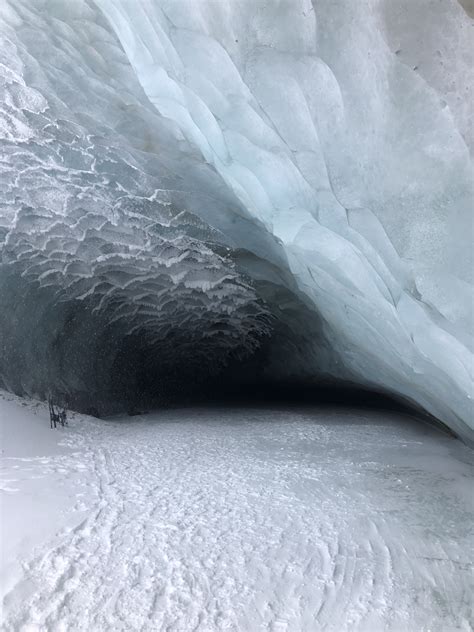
[{"x1": 1, "y1": 392, "x2": 473, "y2": 631}]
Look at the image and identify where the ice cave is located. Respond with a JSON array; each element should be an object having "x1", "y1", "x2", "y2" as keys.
[{"x1": 0, "y1": 0, "x2": 473, "y2": 630}]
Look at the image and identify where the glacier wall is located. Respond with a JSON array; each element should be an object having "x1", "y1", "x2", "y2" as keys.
[{"x1": 0, "y1": 0, "x2": 472, "y2": 440}]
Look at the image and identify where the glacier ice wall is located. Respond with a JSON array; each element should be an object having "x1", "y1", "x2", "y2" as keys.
[{"x1": 0, "y1": 0, "x2": 472, "y2": 440}]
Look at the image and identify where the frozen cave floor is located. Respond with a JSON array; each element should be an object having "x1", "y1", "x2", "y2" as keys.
[{"x1": 1, "y1": 392, "x2": 473, "y2": 632}]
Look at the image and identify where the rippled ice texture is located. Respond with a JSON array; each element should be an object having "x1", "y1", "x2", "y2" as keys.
[{"x1": 0, "y1": 0, "x2": 473, "y2": 439}]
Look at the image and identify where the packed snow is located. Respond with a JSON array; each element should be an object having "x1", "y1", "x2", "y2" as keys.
[
  {"x1": 1, "y1": 393, "x2": 473, "y2": 631},
  {"x1": 0, "y1": 0, "x2": 472, "y2": 439}
]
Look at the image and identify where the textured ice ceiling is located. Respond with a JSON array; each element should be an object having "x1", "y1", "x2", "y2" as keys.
[{"x1": 0, "y1": 0, "x2": 472, "y2": 440}]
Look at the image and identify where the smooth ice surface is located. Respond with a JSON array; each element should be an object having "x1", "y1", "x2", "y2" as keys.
[
  {"x1": 0, "y1": 0, "x2": 473, "y2": 438},
  {"x1": 1, "y1": 393, "x2": 473, "y2": 631}
]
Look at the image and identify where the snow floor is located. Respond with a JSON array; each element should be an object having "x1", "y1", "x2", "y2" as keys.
[{"x1": 1, "y1": 391, "x2": 473, "y2": 631}]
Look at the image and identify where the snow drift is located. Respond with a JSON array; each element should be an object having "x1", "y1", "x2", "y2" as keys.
[{"x1": 0, "y1": 0, "x2": 472, "y2": 440}]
